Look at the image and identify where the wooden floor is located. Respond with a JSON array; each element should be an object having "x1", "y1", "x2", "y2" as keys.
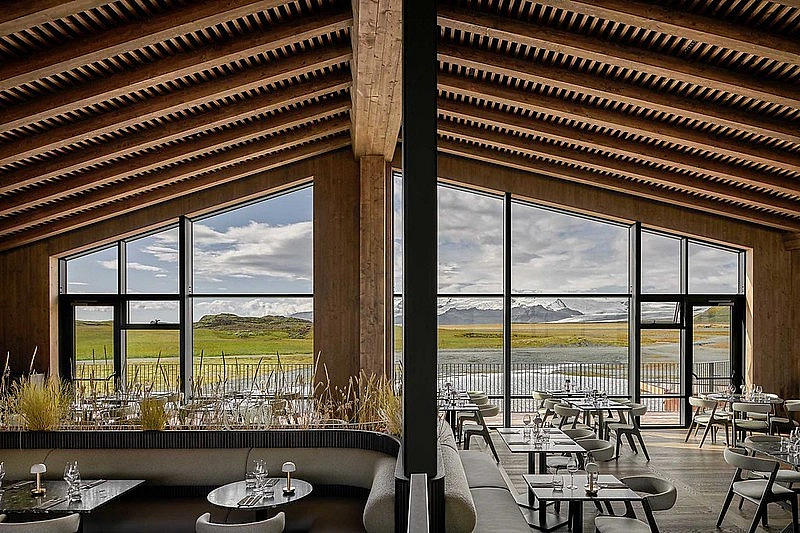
[{"x1": 467, "y1": 428, "x2": 797, "y2": 533}]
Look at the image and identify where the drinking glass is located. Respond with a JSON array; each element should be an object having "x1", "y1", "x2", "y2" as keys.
[
  {"x1": 253, "y1": 460, "x2": 267, "y2": 494},
  {"x1": 551, "y1": 471, "x2": 564, "y2": 491},
  {"x1": 566, "y1": 456, "x2": 579, "y2": 490},
  {"x1": 0, "y1": 461, "x2": 5, "y2": 493},
  {"x1": 522, "y1": 413, "x2": 532, "y2": 427}
]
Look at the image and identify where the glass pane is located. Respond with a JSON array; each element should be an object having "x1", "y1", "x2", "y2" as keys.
[
  {"x1": 689, "y1": 242, "x2": 740, "y2": 294},
  {"x1": 66, "y1": 246, "x2": 117, "y2": 294},
  {"x1": 125, "y1": 227, "x2": 179, "y2": 294},
  {"x1": 125, "y1": 330, "x2": 180, "y2": 393},
  {"x1": 192, "y1": 297, "x2": 314, "y2": 396},
  {"x1": 393, "y1": 172, "x2": 403, "y2": 293},
  {"x1": 511, "y1": 297, "x2": 629, "y2": 423},
  {"x1": 640, "y1": 301, "x2": 681, "y2": 325},
  {"x1": 438, "y1": 186, "x2": 503, "y2": 293},
  {"x1": 394, "y1": 296, "x2": 402, "y2": 367},
  {"x1": 73, "y1": 306, "x2": 115, "y2": 395},
  {"x1": 641, "y1": 231, "x2": 681, "y2": 294},
  {"x1": 640, "y1": 329, "x2": 681, "y2": 425},
  {"x1": 511, "y1": 202, "x2": 628, "y2": 293},
  {"x1": 692, "y1": 305, "x2": 732, "y2": 395},
  {"x1": 438, "y1": 297, "x2": 503, "y2": 424},
  {"x1": 193, "y1": 187, "x2": 313, "y2": 294},
  {"x1": 128, "y1": 301, "x2": 179, "y2": 324}
]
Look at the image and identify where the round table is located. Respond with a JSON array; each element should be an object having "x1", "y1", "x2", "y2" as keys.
[{"x1": 207, "y1": 479, "x2": 313, "y2": 516}]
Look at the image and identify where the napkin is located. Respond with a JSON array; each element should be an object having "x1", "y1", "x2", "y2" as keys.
[
  {"x1": 496, "y1": 428, "x2": 519, "y2": 434},
  {"x1": 553, "y1": 440, "x2": 574, "y2": 445},
  {"x1": 505, "y1": 439, "x2": 529, "y2": 445},
  {"x1": 600, "y1": 483, "x2": 630, "y2": 489},
  {"x1": 528, "y1": 482, "x2": 554, "y2": 488}
]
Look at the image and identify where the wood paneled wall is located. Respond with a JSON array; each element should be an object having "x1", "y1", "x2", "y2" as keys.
[
  {"x1": 0, "y1": 150, "x2": 365, "y2": 391},
  {"x1": 433, "y1": 153, "x2": 799, "y2": 398}
]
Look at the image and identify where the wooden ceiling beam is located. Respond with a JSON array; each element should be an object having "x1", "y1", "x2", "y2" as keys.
[
  {"x1": 0, "y1": 116, "x2": 351, "y2": 237},
  {"x1": 438, "y1": 73, "x2": 800, "y2": 173},
  {"x1": 437, "y1": 138, "x2": 800, "y2": 232},
  {"x1": 0, "y1": 72, "x2": 352, "y2": 195},
  {"x1": 438, "y1": 5, "x2": 800, "y2": 111},
  {"x1": 0, "y1": 96, "x2": 351, "y2": 216},
  {"x1": 0, "y1": 135, "x2": 351, "y2": 252},
  {"x1": 439, "y1": 44, "x2": 800, "y2": 147},
  {"x1": 0, "y1": 0, "x2": 289, "y2": 92},
  {"x1": 438, "y1": 98, "x2": 800, "y2": 197},
  {"x1": 0, "y1": 44, "x2": 352, "y2": 166},
  {"x1": 439, "y1": 119, "x2": 800, "y2": 217},
  {"x1": 350, "y1": 0, "x2": 403, "y2": 159},
  {"x1": 543, "y1": 0, "x2": 800, "y2": 66},
  {"x1": 0, "y1": 1, "x2": 110, "y2": 35},
  {"x1": 0, "y1": 8, "x2": 352, "y2": 132}
]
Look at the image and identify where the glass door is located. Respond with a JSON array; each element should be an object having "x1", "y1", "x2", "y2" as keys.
[
  {"x1": 688, "y1": 299, "x2": 743, "y2": 397},
  {"x1": 67, "y1": 303, "x2": 118, "y2": 396}
]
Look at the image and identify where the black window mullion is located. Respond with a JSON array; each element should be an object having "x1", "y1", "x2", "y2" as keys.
[{"x1": 503, "y1": 192, "x2": 511, "y2": 427}]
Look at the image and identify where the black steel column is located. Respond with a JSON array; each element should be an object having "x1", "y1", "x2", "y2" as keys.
[
  {"x1": 629, "y1": 223, "x2": 641, "y2": 402},
  {"x1": 116, "y1": 241, "x2": 126, "y2": 391},
  {"x1": 179, "y1": 216, "x2": 193, "y2": 400},
  {"x1": 402, "y1": 0, "x2": 438, "y2": 478},
  {"x1": 503, "y1": 193, "x2": 512, "y2": 427}
]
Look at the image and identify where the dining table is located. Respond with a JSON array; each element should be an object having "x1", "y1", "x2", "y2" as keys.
[
  {"x1": 0, "y1": 478, "x2": 144, "y2": 515},
  {"x1": 524, "y1": 473, "x2": 642, "y2": 533},
  {"x1": 566, "y1": 397, "x2": 631, "y2": 438},
  {"x1": 742, "y1": 439, "x2": 800, "y2": 533},
  {"x1": 207, "y1": 478, "x2": 313, "y2": 520}
]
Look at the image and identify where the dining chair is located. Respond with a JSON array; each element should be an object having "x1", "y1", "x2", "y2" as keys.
[
  {"x1": 732, "y1": 402, "x2": 772, "y2": 446},
  {"x1": 578, "y1": 438, "x2": 615, "y2": 462},
  {"x1": 607, "y1": 403, "x2": 650, "y2": 461},
  {"x1": 462, "y1": 403, "x2": 501, "y2": 462},
  {"x1": 532, "y1": 391, "x2": 552, "y2": 419},
  {"x1": 685, "y1": 396, "x2": 730, "y2": 448},
  {"x1": 744, "y1": 435, "x2": 800, "y2": 488},
  {"x1": 542, "y1": 398, "x2": 561, "y2": 425},
  {"x1": 0, "y1": 513, "x2": 80, "y2": 533},
  {"x1": 562, "y1": 427, "x2": 596, "y2": 441},
  {"x1": 717, "y1": 447, "x2": 799, "y2": 533},
  {"x1": 196, "y1": 512, "x2": 285, "y2": 533},
  {"x1": 770, "y1": 400, "x2": 800, "y2": 435},
  {"x1": 594, "y1": 475, "x2": 677, "y2": 533},
  {"x1": 455, "y1": 392, "x2": 489, "y2": 442},
  {"x1": 553, "y1": 404, "x2": 587, "y2": 430}
]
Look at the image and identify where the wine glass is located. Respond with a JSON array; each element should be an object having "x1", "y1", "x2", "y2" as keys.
[
  {"x1": 522, "y1": 413, "x2": 532, "y2": 428},
  {"x1": 0, "y1": 461, "x2": 5, "y2": 493},
  {"x1": 64, "y1": 462, "x2": 77, "y2": 497},
  {"x1": 253, "y1": 459, "x2": 267, "y2": 494},
  {"x1": 566, "y1": 456, "x2": 579, "y2": 490}
]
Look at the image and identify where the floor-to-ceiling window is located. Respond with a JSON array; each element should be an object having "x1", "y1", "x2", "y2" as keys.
[
  {"x1": 393, "y1": 176, "x2": 745, "y2": 428},
  {"x1": 59, "y1": 185, "x2": 314, "y2": 398}
]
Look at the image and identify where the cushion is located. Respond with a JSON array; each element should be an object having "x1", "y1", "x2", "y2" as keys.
[
  {"x1": 439, "y1": 444, "x2": 477, "y2": 533},
  {"x1": 362, "y1": 457, "x2": 396, "y2": 533},
  {"x1": 470, "y1": 487, "x2": 529, "y2": 533},
  {"x1": 458, "y1": 451, "x2": 507, "y2": 490},
  {"x1": 196, "y1": 512, "x2": 285, "y2": 533},
  {"x1": 733, "y1": 479, "x2": 794, "y2": 499},
  {"x1": 595, "y1": 516, "x2": 651, "y2": 533}
]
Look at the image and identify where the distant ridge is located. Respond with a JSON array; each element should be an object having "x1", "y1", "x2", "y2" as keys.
[{"x1": 195, "y1": 313, "x2": 311, "y2": 338}]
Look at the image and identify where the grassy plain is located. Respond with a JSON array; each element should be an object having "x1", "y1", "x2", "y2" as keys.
[{"x1": 75, "y1": 319, "x2": 729, "y2": 361}]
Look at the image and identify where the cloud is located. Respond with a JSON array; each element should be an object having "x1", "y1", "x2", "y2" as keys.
[
  {"x1": 193, "y1": 220, "x2": 312, "y2": 291},
  {"x1": 127, "y1": 262, "x2": 164, "y2": 273},
  {"x1": 99, "y1": 259, "x2": 118, "y2": 270},
  {"x1": 194, "y1": 298, "x2": 312, "y2": 319}
]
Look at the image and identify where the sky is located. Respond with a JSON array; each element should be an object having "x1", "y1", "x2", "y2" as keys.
[{"x1": 68, "y1": 180, "x2": 739, "y2": 322}]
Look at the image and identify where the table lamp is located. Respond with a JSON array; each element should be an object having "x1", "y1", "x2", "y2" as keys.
[
  {"x1": 282, "y1": 461, "x2": 296, "y2": 494},
  {"x1": 30, "y1": 463, "x2": 46, "y2": 496}
]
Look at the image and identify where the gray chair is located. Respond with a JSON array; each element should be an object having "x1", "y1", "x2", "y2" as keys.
[
  {"x1": 553, "y1": 404, "x2": 590, "y2": 430},
  {"x1": 578, "y1": 438, "x2": 615, "y2": 462},
  {"x1": 532, "y1": 391, "x2": 552, "y2": 418},
  {"x1": 717, "y1": 447, "x2": 798, "y2": 533},
  {"x1": 732, "y1": 402, "x2": 771, "y2": 446},
  {"x1": 685, "y1": 396, "x2": 729, "y2": 447},
  {"x1": 196, "y1": 512, "x2": 285, "y2": 533},
  {"x1": 594, "y1": 475, "x2": 677, "y2": 533},
  {"x1": 456, "y1": 392, "x2": 489, "y2": 441},
  {"x1": 0, "y1": 513, "x2": 80, "y2": 533},
  {"x1": 607, "y1": 403, "x2": 650, "y2": 461},
  {"x1": 562, "y1": 427, "x2": 596, "y2": 441},
  {"x1": 462, "y1": 403, "x2": 501, "y2": 462}
]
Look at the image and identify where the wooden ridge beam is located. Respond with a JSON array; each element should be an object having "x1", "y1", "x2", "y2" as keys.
[
  {"x1": 0, "y1": 135, "x2": 351, "y2": 252},
  {"x1": 0, "y1": 44, "x2": 352, "y2": 166},
  {"x1": 438, "y1": 5, "x2": 800, "y2": 111},
  {"x1": 437, "y1": 138, "x2": 800, "y2": 233},
  {"x1": 0, "y1": 8, "x2": 352, "y2": 132},
  {"x1": 439, "y1": 44, "x2": 800, "y2": 147},
  {"x1": 438, "y1": 98, "x2": 800, "y2": 197},
  {"x1": 350, "y1": 0, "x2": 403, "y2": 159},
  {"x1": 543, "y1": 0, "x2": 800, "y2": 67},
  {"x1": 0, "y1": 0, "x2": 287, "y2": 92},
  {"x1": 437, "y1": 73, "x2": 800, "y2": 174},
  {"x1": 0, "y1": 116, "x2": 351, "y2": 238},
  {"x1": 438, "y1": 119, "x2": 800, "y2": 217},
  {"x1": 0, "y1": 95, "x2": 351, "y2": 216},
  {"x1": 0, "y1": 1, "x2": 110, "y2": 35},
  {"x1": 0, "y1": 72, "x2": 352, "y2": 195}
]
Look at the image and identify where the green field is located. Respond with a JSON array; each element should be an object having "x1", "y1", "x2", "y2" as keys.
[{"x1": 75, "y1": 315, "x2": 728, "y2": 361}]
